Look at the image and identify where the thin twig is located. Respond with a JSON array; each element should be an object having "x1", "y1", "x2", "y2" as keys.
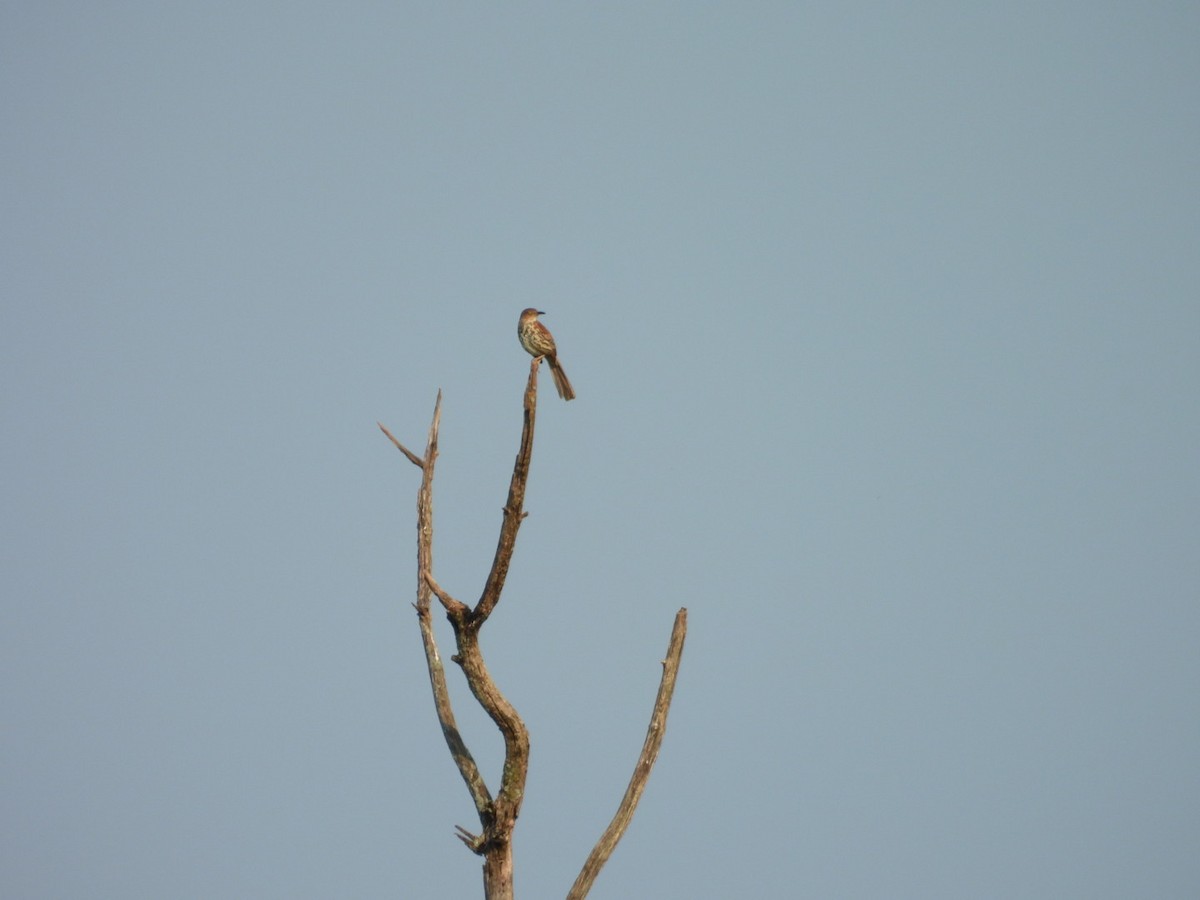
[
  {"x1": 425, "y1": 571, "x2": 469, "y2": 615},
  {"x1": 566, "y1": 608, "x2": 689, "y2": 900},
  {"x1": 378, "y1": 420, "x2": 425, "y2": 468},
  {"x1": 454, "y1": 824, "x2": 484, "y2": 851}
]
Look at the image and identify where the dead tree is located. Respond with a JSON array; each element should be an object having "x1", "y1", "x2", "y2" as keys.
[{"x1": 379, "y1": 358, "x2": 687, "y2": 899}]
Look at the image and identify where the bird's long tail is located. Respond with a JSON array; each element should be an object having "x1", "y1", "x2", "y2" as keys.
[{"x1": 548, "y1": 358, "x2": 575, "y2": 401}]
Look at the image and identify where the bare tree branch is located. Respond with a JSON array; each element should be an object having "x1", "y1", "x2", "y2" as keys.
[
  {"x1": 383, "y1": 357, "x2": 684, "y2": 900},
  {"x1": 452, "y1": 619, "x2": 529, "y2": 843},
  {"x1": 425, "y1": 571, "x2": 469, "y2": 616},
  {"x1": 382, "y1": 366, "x2": 542, "y2": 899},
  {"x1": 439, "y1": 362, "x2": 541, "y2": 862},
  {"x1": 474, "y1": 358, "x2": 541, "y2": 624},
  {"x1": 567, "y1": 608, "x2": 689, "y2": 900},
  {"x1": 377, "y1": 420, "x2": 425, "y2": 469},
  {"x1": 385, "y1": 393, "x2": 493, "y2": 825}
]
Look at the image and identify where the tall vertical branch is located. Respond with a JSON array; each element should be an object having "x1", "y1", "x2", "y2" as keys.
[
  {"x1": 451, "y1": 361, "x2": 540, "y2": 860},
  {"x1": 379, "y1": 396, "x2": 490, "y2": 822},
  {"x1": 475, "y1": 358, "x2": 541, "y2": 623}
]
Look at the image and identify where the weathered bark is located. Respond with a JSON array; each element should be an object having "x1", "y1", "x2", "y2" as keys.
[
  {"x1": 380, "y1": 361, "x2": 542, "y2": 897},
  {"x1": 567, "y1": 608, "x2": 688, "y2": 899},
  {"x1": 381, "y1": 357, "x2": 687, "y2": 898}
]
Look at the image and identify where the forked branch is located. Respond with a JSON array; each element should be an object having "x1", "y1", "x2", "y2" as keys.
[
  {"x1": 382, "y1": 358, "x2": 687, "y2": 900},
  {"x1": 379, "y1": 363, "x2": 545, "y2": 899}
]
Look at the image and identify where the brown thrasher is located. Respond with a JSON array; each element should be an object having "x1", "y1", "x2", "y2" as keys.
[{"x1": 517, "y1": 308, "x2": 575, "y2": 401}]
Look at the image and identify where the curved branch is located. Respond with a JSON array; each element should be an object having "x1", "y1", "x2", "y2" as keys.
[
  {"x1": 454, "y1": 624, "x2": 530, "y2": 850},
  {"x1": 567, "y1": 608, "x2": 689, "y2": 900}
]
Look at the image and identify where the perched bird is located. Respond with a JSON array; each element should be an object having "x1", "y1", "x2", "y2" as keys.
[{"x1": 517, "y1": 308, "x2": 575, "y2": 401}]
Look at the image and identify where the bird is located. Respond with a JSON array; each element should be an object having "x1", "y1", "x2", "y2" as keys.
[{"x1": 517, "y1": 308, "x2": 575, "y2": 401}]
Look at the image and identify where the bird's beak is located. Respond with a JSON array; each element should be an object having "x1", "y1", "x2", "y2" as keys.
[{"x1": 537, "y1": 310, "x2": 547, "y2": 316}]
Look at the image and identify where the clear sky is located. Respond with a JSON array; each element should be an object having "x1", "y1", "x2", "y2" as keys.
[{"x1": 3, "y1": 3, "x2": 1198, "y2": 898}]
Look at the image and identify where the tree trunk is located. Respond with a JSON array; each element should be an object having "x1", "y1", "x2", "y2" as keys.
[{"x1": 482, "y1": 840, "x2": 514, "y2": 900}]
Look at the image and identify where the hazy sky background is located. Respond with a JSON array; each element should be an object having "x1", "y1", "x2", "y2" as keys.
[{"x1": 3, "y1": 3, "x2": 1198, "y2": 897}]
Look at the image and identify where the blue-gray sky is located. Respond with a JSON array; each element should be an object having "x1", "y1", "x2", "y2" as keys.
[{"x1": 3, "y1": 4, "x2": 1198, "y2": 897}]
